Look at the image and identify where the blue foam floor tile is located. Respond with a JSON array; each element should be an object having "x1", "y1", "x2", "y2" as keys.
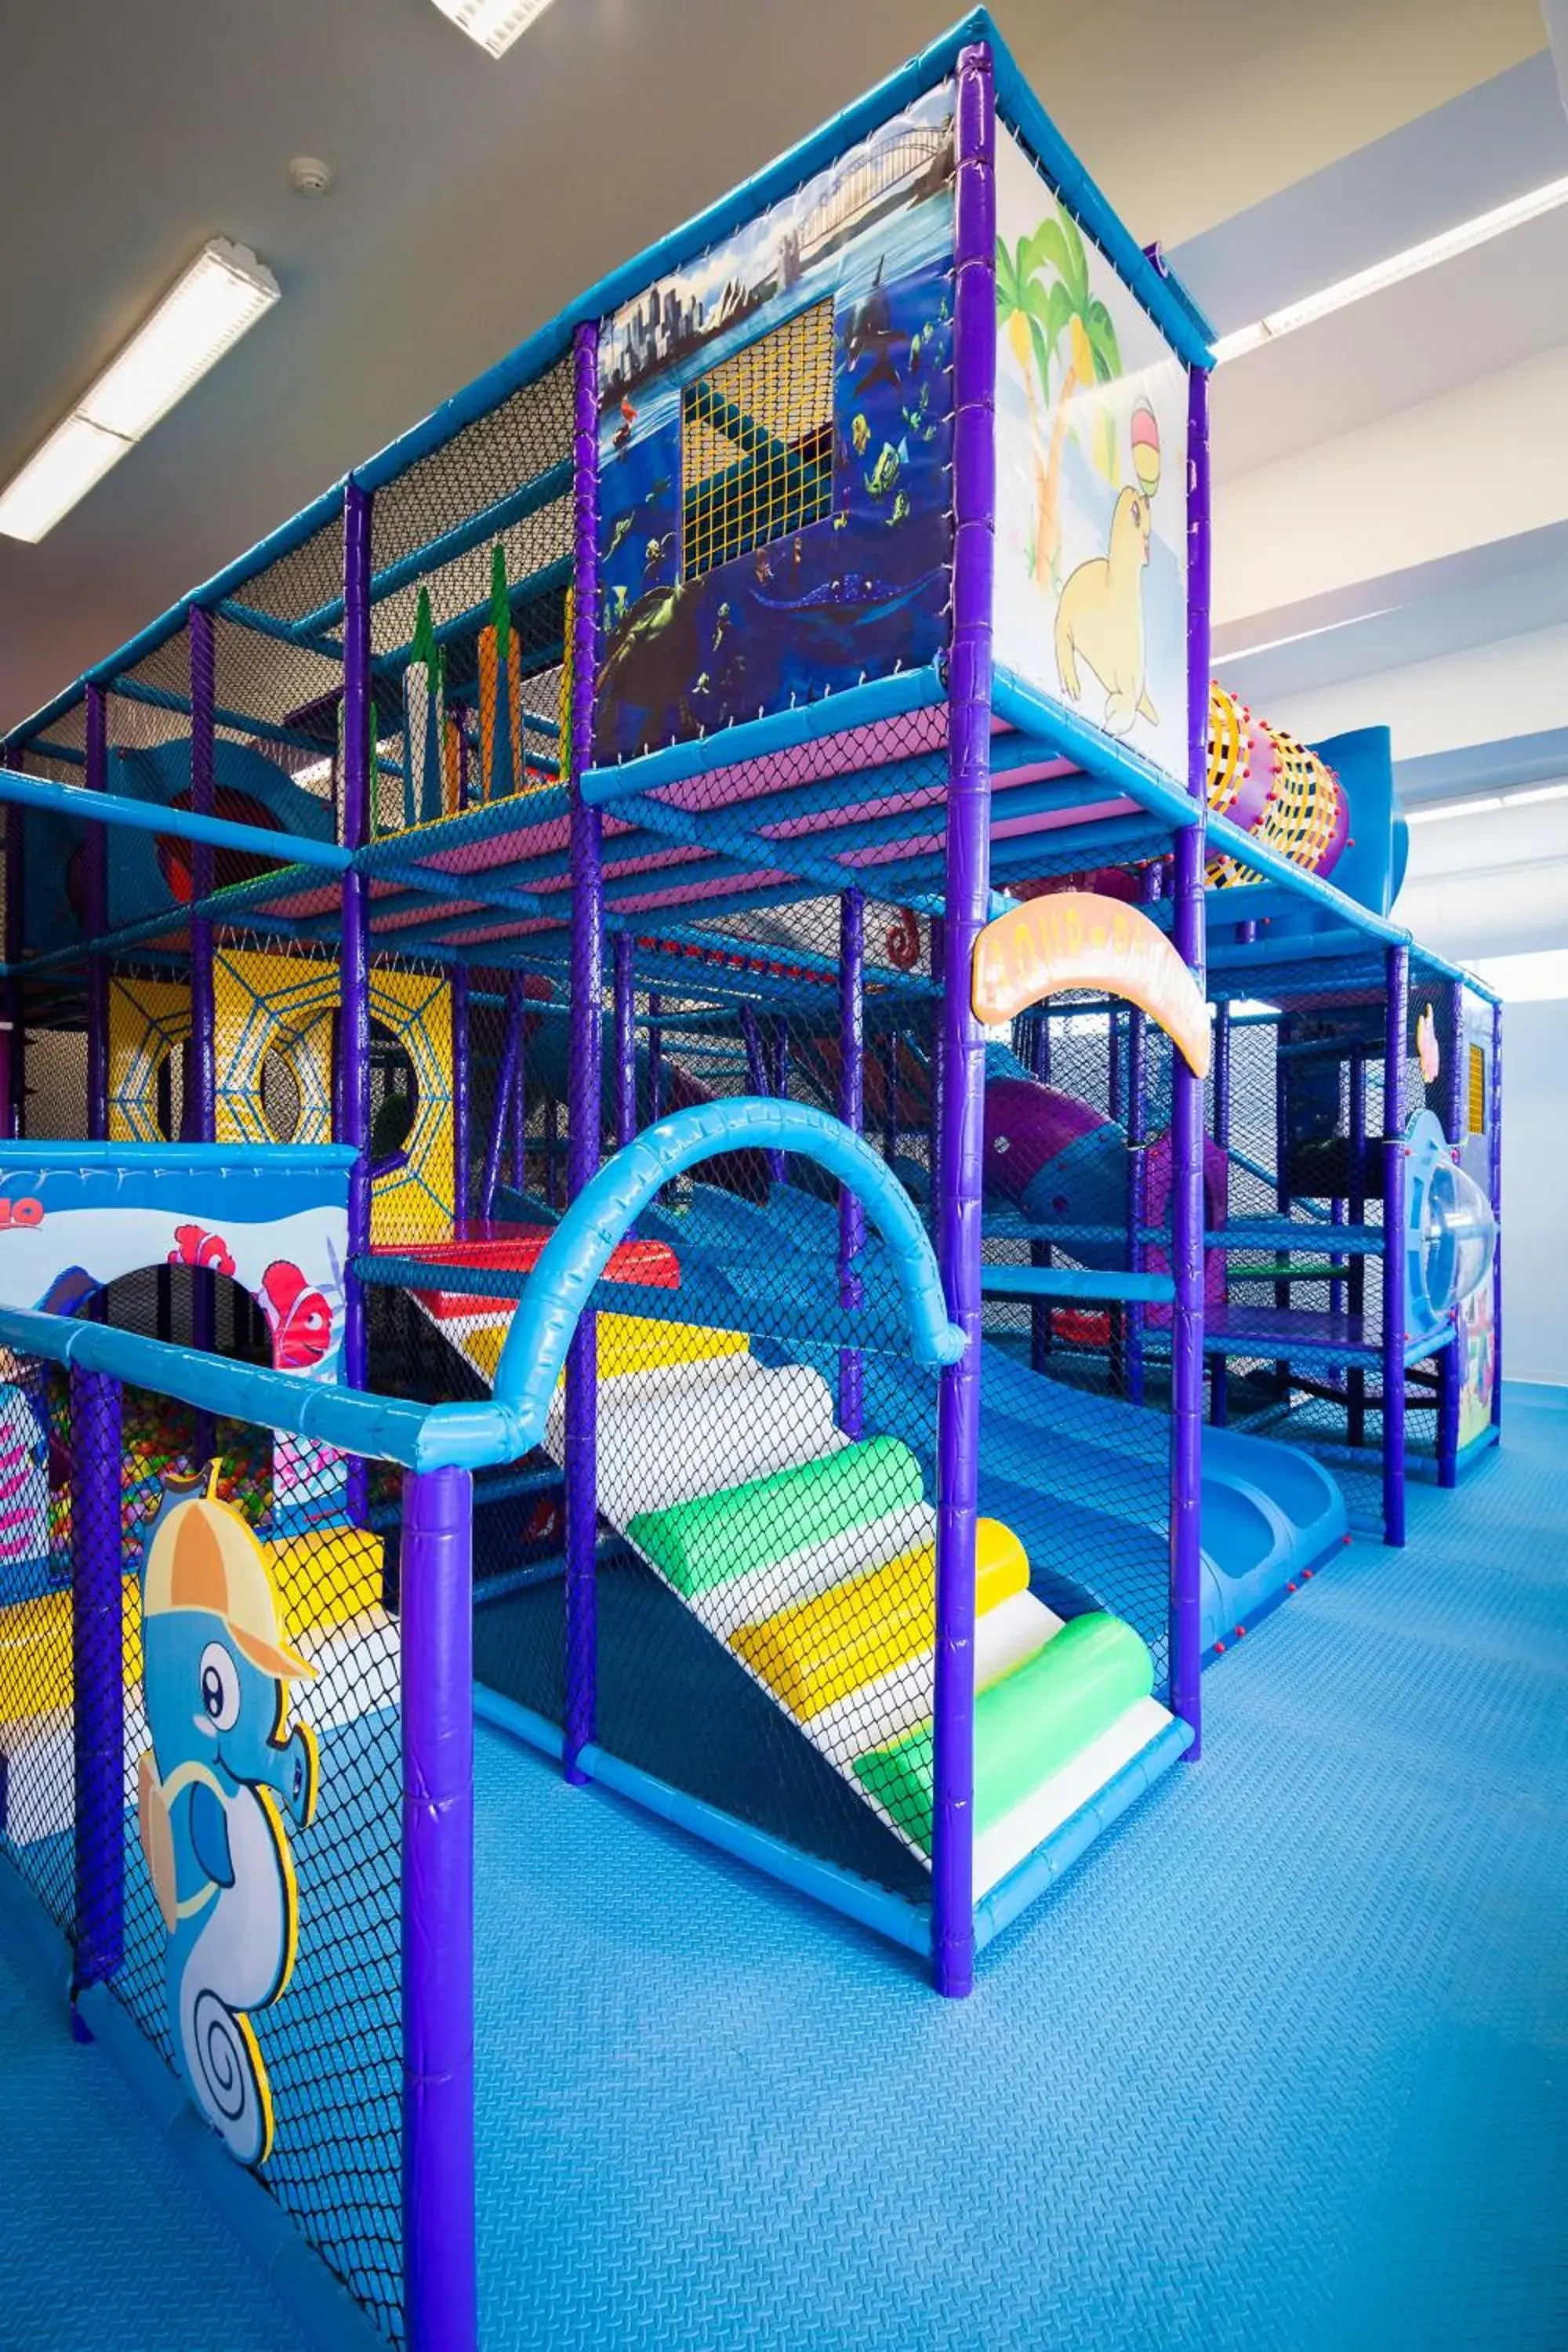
[{"x1": 0, "y1": 1921, "x2": 311, "y2": 2352}]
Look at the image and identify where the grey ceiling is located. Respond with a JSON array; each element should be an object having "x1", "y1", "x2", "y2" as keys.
[{"x1": 0, "y1": 0, "x2": 1548, "y2": 732}]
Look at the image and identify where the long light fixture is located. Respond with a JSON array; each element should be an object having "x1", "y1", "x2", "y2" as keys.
[
  {"x1": 0, "y1": 239, "x2": 279, "y2": 543},
  {"x1": 428, "y1": 0, "x2": 558, "y2": 58},
  {"x1": 1213, "y1": 174, "x2": 1568, "y2": 365},
  {"x1": 1406, "y1": 782, "x2": 1568, "y2": 827}
]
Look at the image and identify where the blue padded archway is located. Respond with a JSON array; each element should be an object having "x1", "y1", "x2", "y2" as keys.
[{"x1": 491, "y1": 1098, "x2": 964, "y2": 1428}]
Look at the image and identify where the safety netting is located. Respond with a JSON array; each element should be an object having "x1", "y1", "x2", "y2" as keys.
[{"x1": 0, "y1": 1350, "x2": 406, "y2": 2339}]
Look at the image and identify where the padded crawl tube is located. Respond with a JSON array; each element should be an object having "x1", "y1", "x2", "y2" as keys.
[
  {"x1": 629, "y1": 1439, "x2": 924, "y2": 1599},
  {"x1": 853, "y1": 1613, "x2": 1152, "y2": 1853}
]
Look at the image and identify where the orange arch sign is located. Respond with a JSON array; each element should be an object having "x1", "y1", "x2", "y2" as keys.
[{"x1": 971, "y1": 891, "x2": 1211, "y2": 1079}]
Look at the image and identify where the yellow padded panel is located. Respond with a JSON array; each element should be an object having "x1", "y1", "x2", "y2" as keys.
[
  {"x1": 456, "y1": 1312, "x2": 749, "y2": 1389},
  {"x1": 731, "y1": 1517, "x2": 1028, "y2": 1722},
  {"x1": 0, "y1": 1526, "x2": 383, "y2": 1727}
]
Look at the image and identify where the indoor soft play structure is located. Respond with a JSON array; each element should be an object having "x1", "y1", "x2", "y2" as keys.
[{"x1": 0, "y1": 16, "x2": 1501, "y2": 2352}]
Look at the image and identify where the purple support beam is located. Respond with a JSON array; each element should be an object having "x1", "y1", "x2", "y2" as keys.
[
  {"x1": 1124, "y1": 1005, "x2": 1148, "y2": 1406},
  {"x1": 564, "y1": 318, "x2": 603, "y2": 1787},
  {"x1": 84, "y1": 687, "x2": 110, "y2": 1143},
  {"x1": 479, "y1": 980, "x2": 526, "y2": 1221},
  {"x1": 1209, "y1": 998, "x2": 1231, "y2": 1425},
  {"x1": 400, "y1": 1463, "x2": 476, "y2": 2352},
  {"x1": 187, "y1": 612, "x2": 219, "y2": 1454},
  {"x1": 647, "y1": 991, "x2": 664, "y2": 1123},
  {"x1": 614, "y1": 931, "x2": 636, "y2": 1149},
  {"x1": 71, "y1": 1366, "x2": 124, "y2": 2008},
  {"x1": 1167, "y1": 358, "x2": 1210, "y2": 1755},
  {"x1": 880, "y1": 1028, "x2": 899, "y2": 1164},
  {"x1": 1027, "y1": 1007, "x2": 1052, "y2": 1369},
  {"x1": 927, "y1": 917, "x2": 945, "y2": 1228},
  {"x1": 1436, "y1": 978, "x2": 1466, "y2": 1487},
  {"x1": 1381, "y1": 942, "x2": 1409, "y2": 1546},
  {"x1": 340, "y1": 490, "x2": 373, "y2": 1526},
  {"x1": 1490, "y1": 997, "x2": 1503, "y2": 1431},
  {"x1": 2, "y1": 744, "x2": 23, "y2": 1142},
  {"x1": 930, "y1": 40, "x2": 996, "y2": 2002},
  {"x1": 837, "y1": 888, "x2": 866, "y2": 1438},
  {"x1": 739, "y1": 1003, "x2": 784, "y2": 1184},
  {"x1": 1348, "y1": 1048, "x2": 1367, "y2": 1446},
  {"x1": 452, "y1": 966, "x2": 470, "y2": 1231}
]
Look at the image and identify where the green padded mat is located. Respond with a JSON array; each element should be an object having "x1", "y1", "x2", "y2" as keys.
[
  {"x1": 853, "y1": 1611, "x2": 1153, "y2": 1853},
  {"x1": 628, "y1": 1438, "x2": 924, "y2": 1599}
]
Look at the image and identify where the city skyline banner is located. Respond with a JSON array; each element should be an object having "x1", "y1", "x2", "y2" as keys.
[{"x1": 593, "y1": 84, "x2": 957, "y2": 763}]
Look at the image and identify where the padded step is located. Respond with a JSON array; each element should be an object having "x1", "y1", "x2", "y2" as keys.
[
  {"x1": 595, "y1": 1314, "x2": 749, "y2": 1379},
  {"x1": 685, "y1": 1502, "x2": 935, "y2": 1639},
  {"x1": 731, "y1": 1519, "x2": 1027, "y2": 1721},
  {"x1": 807, "y1": 1589, "x2": 1062, "y2": 1776},
  {"x1": 851, "y1": 1610, "x2": 1154, "y2": 1856},
  {"x1": 550, "y1": 1356, "x2": 843, "y2": 1525},
  {"x1": 971, "y1": 1694, "x2": 1174, "y2": 1897},
  {"x1": 629, "y1": 1437, "x2": 925, "y2": 1601}
]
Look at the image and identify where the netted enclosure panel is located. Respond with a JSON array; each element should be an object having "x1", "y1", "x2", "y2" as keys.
[
  {"x1": 0, "y1": 1348, "x2": 74, "y2": 1934},
  {"x1": 364, "y1": 365, "x2": 573, "y2": 840},
  {"x1": 2, "y1": 1362, "x2": 406, "y2": 2340}
]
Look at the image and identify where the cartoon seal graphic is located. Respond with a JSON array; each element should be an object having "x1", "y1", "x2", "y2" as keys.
[
  {"x1": 135, "y1": 1465, "x2": 318, "y2": 2169},
  {"x1": 1054, "y1": 401, "x2": 1163, "y2": 740}
]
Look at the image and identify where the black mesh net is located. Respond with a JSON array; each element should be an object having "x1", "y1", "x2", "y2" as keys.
[{"x1": 0, "y1": 1349, "x2": 405, "y2": 2340}]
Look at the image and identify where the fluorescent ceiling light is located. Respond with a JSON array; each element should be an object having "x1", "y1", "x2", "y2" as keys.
[
  {"x1": 1213, "y1": 173, "x2": 1568, "y2": 364},
  {"x1": 1469, "y1": 948, "x2": 1568, "y2": 1004},
  {"x1": 1406, "y1": 796, "x2": 1504, "y2": 826},
  {"x1": 0, "y1": 240, "x2": 278, "y2": 543},
  {"x1": 428, "y1": 0, "x2": 558, "y2": 56},
  {"x1": 1406, "y1": 781, "x2": 1568, "y2": 826}
]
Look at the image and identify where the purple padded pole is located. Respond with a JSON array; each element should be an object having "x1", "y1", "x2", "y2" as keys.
[
  {"x1": 614, "y1": 930, "x2": 636, "y2": 1149},
  {"x1": 1209, "y1": 998, "x2": 1231, "y2": 1425},
  {"x1": 838, "y1": 888, "x2": 866, "y2": 1438},
  {"x1": 1490, "y1": 997, "x2": 1503, "y2": 1430},
  {"x1": 930, "y1": 40, "x2": 996, "y2": 2001},
  {"x1": 1124, "y1": 1005, "x2": 1147, "y2": 1406},
  {"x1": 2, "y1": 750, "x2": 23, "y2": 1142},
  {"x1": 927, "y1": 916, "x2": 945, "y2": 1226},
  {"x1": 1436, "y1": 977, "x2": 1465, "y2": 1486},
  {"x1": 340, "y1": 489, "x2": 373, "y2": 1526},
  {"x1": 564, "y1": 318, "x2": 603, "y2": 1787},
  {"x1": 739, "y1": 1003, "x2": 784, "y2": 1184},
  {"x1": 479, "y1": 981, "x2": 526, "y2": 1221},
  {"x1": 84, "y1": 686, "x2": 110, "y2": 1142},
  {"x1": 401, "y1": 1464, "x2": 476, "y2": 2352},
  {"x1": 71, "y1": 1366, "x2": 124, "y2": 2006},
  {"x1": 451, "y1": 965, "x2": 470, "y2": 1232},
  {"x1": 1348, "y1": 1048, "x2": 1367, "y2": 1445},
  {"x1": 1167, "y1": 358, "x2": 1210, "y2": 1752},
  {"x1": 1381, "y1": 942, "x2": 1409, "y2": 1545},
  {"x1": 187, "y1": 612, "x2": 219, "y2": 1455},
  {"x1": 647, "y1": 991, "x2": 663, "y2": 1122}
]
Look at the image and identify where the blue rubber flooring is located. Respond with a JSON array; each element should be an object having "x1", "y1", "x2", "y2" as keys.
[
  {"x1": 3, "y1": 1385, "x2": 1566, "y2": 2349},
  {"x1": 0, "y1": 1907, "x2": 310, "y2": 2351}
]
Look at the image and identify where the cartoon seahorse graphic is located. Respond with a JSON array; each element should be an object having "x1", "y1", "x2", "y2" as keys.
[{"x1": 136, "y1": 1465, "x2": 318, "y2": 2169}]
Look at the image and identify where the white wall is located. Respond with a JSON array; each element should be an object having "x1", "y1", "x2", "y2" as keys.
[{"x1": 1498, "y1": 997, "x2": 1568, "y2": 1386}]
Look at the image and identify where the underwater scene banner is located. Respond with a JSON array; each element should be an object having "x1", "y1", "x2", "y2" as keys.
[
  {"x1": 993, "y1": 124, "x2": 1189, "y2": 789},
  {"x1": 595, "y1": 85, "x2": 957, "y2": 762}
]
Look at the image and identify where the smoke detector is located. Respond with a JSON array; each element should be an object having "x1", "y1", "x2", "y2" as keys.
[{"x1": 288, "y1": 157, "x2": 335, "y2": 198}]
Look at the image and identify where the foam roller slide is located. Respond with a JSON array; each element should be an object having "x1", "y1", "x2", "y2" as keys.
[
  {"x1": 732, "y1": 1518, "x2": 1027, "y2": 1720},
  {"x1": 629, "y1": 1437, "x2": 925, "y2": 1600},
  {"x1": 550, "y1": 1356, "x2": 842, "y2": 1526},
  {"x1": 851, "y1": 1611, "x2": 1153, "y2": 1854}
]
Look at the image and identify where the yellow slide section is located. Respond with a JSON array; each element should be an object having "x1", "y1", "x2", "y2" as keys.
[
  {"x1": 732, "y1": 1518, "x2": 1028, "y2": 1722},
  {"x1": 462, "y1": 1310, "x2": 748, "y2": 1388},
  {"x1": 0, "y1": 1526, "x2": 383, "y2": 1727}
]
